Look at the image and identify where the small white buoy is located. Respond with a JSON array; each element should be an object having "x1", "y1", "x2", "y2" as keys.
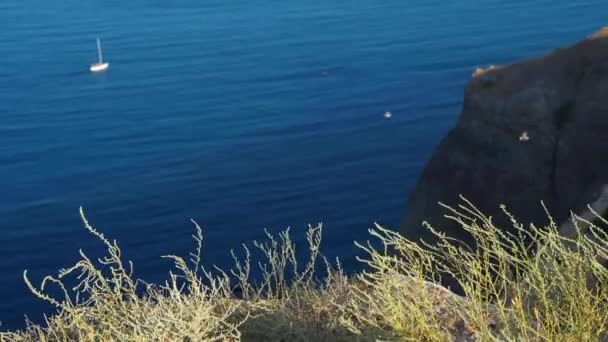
[
  {"x1": 384, "y1": 111, "x2": 392, "y2": 119},
  {"x1": 519, "y1": 131, "x2": 530, "y2": 142}
]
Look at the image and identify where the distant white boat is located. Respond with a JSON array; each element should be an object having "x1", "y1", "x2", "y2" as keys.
[
  {"x1": 90, "y1": 38, "x2": 109, "y2": 73},
  {"x1": 384, "y1": 111, "x2": 392, "y2": 119}
]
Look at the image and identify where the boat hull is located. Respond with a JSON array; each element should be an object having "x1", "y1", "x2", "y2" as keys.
[{"x1": 90, "y1": 62, "x2": 109, "y2": 73}]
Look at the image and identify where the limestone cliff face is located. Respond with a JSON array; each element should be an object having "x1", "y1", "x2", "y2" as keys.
[{"x1": 401, "y1": 28, "x2": 608, "y2": 244}]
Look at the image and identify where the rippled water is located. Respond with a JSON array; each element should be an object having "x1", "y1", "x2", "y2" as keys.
[{"x1": 0, "y1": 0, "x2": 604, "y2": 329}]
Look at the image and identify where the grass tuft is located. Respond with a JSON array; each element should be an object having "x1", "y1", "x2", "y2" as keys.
[{"x1": 2, "y1": 198, "x2": 608, "y2": 341}]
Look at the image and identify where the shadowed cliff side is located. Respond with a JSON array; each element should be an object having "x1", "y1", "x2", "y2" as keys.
[{"x1": 401, "y1": 28, "x2": 608, "y2": 246}]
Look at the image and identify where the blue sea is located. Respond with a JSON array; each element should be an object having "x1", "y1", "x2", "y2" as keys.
[{"x1": 0, "y1": 0, "x2": 604, "y2": 330}]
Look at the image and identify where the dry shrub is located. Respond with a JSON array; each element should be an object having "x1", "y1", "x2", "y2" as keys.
[{"x1": 2, "y1": 198, "x2": 608, "y2": 341}]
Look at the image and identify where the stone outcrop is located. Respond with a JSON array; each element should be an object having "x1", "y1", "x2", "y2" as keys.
[{"x1": 401, "y1": 28, "x2": 608, "y2": 245}]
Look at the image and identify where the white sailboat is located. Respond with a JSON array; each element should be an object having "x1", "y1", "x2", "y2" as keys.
[{"x1": 90, "y1": 38, "x2": 109, "y2": 73}]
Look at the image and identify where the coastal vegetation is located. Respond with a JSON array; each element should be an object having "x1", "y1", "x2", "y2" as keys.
[{"x1": 1, "y1": 197, "x2": 608, "y2": 341}]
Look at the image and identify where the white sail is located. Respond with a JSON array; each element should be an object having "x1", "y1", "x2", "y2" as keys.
[{"x1": 96, "y1": 38, "x2": 103, "y2": 63}]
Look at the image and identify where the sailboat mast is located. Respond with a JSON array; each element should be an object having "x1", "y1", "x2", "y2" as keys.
[{"x1": 96, "y1": 38, "x2": 103, "y2": 63}]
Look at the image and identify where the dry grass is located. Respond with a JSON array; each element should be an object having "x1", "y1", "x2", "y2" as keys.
[{"x1": 2, "y1": 197, "x2": 608, "y2": 341}]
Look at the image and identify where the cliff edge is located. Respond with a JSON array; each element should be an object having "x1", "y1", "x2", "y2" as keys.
[{"x1": 401, "y1": 28, "x2": 608, "y2": 244}]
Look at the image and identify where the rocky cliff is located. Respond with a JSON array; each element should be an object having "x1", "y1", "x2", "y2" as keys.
[{"x1": 401, "y1": 28, "x2": 608, "y2": 245}]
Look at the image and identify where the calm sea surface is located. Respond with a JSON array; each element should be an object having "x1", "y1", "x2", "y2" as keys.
[{"x1": 0, "y1": 0, "x2": 604, "y2": 329}]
